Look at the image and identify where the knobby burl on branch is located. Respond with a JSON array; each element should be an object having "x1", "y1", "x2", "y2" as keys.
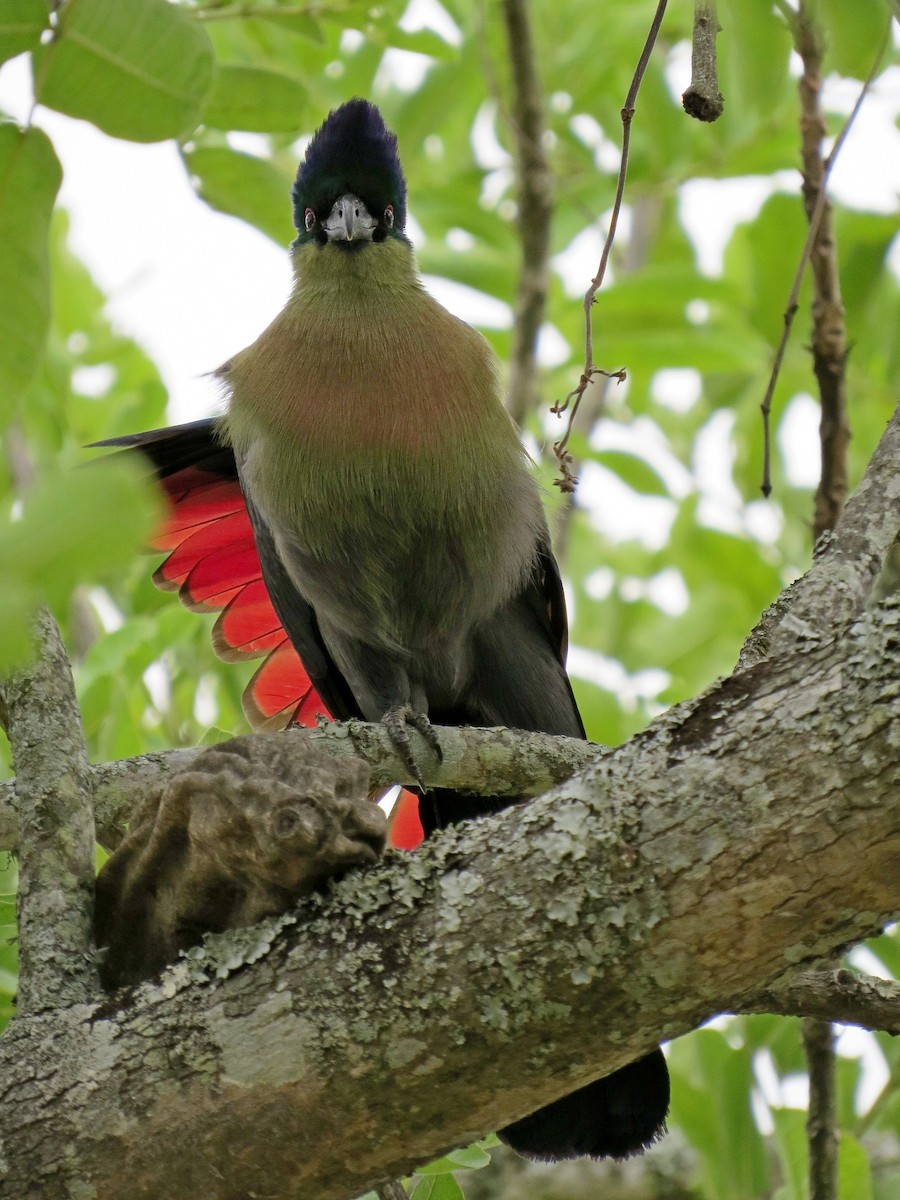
[{"x1": 93, "y1": 734, "x2": 386, "y2": 992}]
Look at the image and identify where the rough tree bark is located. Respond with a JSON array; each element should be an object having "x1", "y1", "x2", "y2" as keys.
[{"x1": 0, "y1": 405, "x2": 898, "y2": 1198}]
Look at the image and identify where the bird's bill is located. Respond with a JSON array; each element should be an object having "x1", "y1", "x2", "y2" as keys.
[{"x1": 323, "y1": 193, "x2": 378, "y2": 242}]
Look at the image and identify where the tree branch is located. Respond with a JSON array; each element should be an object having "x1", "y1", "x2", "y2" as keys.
[
  {"x1": 1, "y1": 584, "x2": 899, "y2": 1197},
  {"x1": 682, "y1": 1, "x2": 724, "y2": 122},
  {"x1": 0, "y1": 610, "x2": 97, "y2": 1012},
  {"x1": 795, "y1": 4, "x2": 849, "y2": 543},
  {"x1": 746, "y1": 969, "x2": 900, "y2": 1036},
  {"x1": 499, "y1": 0, "x2": 554, "y2": 428},
  {"x1": 803, "y1": 1018, "x2": 838, "y2": 1200},
  {"x1": 759, "y1": 18, "x2": 891, "y2": 498},
  {"x1": 0, "y1": 725, "x2": 606, "y2": 853}
]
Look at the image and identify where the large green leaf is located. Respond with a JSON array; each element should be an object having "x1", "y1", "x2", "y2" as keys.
[
  {"x1": 819, "y1": 0, "x2": 891, "y2": 79},
  {"x1": 0, "y1": 0, "x2": 48, "y2": 66},
  {"x1": 183, "y1": 145, "x2": 295, "y2": 245},
  {"x1": 771, "y1": 1108, "x2": 807, "y2": 1200},
  {"x1": 720, "y1": 0, "x2": 793, "y2": 117},
  {"x1": 668, "y1": 1029, "x2": 770, "y2": 1200},
  {"x1": 0, "y1": 123, "x2": 61, "y2": 413},
  {"x1": 415, "y1": 1145, "x2": 491, "y2": 1174},
  {"x1": 410, "y1": 1176, "x2": 464, "y2": 1200},
  {"x1": 201, "y1": 65, "x2": 308, "y2": 132},
  {"x1": 0, "y1": 461, "x2": 159, "y2": 670},
  {"x1": 838, "y1": 1134, "x2": 874, "y2": 1200},
  {"x1": 245, "y1": 9, "x2": 324, "y2": 43},
  {"x1": 33, "y1": 0, "x2": 214, "y2": 142}
]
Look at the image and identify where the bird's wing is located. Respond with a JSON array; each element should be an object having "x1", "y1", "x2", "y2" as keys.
[
  {"x1": 96, "y1": 422, "x2": 322, "y2": 731},
  {"x1": 91, "y1": 420, "x2": 425, "y2": 848}
]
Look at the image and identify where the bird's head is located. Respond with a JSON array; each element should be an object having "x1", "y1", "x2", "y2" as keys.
[{"x1": 291, "y1": 99, "x2": 408, "y2": 251}]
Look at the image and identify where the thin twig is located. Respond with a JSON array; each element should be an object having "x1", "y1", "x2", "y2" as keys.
[
  {"x1": 746, "y1": 968, "x2": 900, "y2": 1036},
  {"x1": 759, "y1": 15, "x2": 892, "y2": 498},
  {"x1": 552, "y1": 0, "x2": 669, "y2": 492},
  {"x1": 500, "y1": 0, "x2": 554, "y2": 428},
  {"x1": 551, "y1": 197, "x2": 662, "y2": 562},
  {"x1": 0, "y1": 610, "x2": 97, "y2": 1012},
  {"x1": 682, "y1": 1, "x2": 724, "y2": 122}
]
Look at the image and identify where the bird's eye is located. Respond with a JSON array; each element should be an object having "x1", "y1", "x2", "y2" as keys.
[
  {"x1": 384, "y1": 205, "x2": 394, "y2": 228},
  {"x1": 304, "y1": 208, "x2": 316, "y2": 232}
]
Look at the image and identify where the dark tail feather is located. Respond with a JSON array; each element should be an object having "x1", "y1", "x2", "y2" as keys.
[{"x1": 498, "y1": 1050, "x2": 670, "y2": 1161}]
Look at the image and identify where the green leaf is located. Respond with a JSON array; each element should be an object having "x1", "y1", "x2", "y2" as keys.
[
  {"x1": 416, "y1": 1144, "x2": 491, "y2": 1173},
  {"x1": 201, "y1": 65, "x2": 308, "y2": 132},
  {"x1": 771, "y1": 1108, "x2": 807, "y2": 1200},
  {"x1": 594, "y1": 450, "x2": 670, "y2": 497},
  {"x1": 719, "y1": 0, "x2": 792, "y2": 116},
  {"x1": 363, "y1": 26, "x2": 457, "y2": 60},
  {"x1": 819, "y1": 0, "x2": 890, "y2": 79},
  {"x1": 183, "y1": 145, "x2": 295, "y2": 245},
  {"x1": 838, "y1": 1133, "x2": 873, "y2": 1200},
  {"x1": 411, "y1": 1176, "x2": 465, "y2": 1200},
  {"x1": 668, "y1": 1030, "x2": 770, "y2": 1200},
  {"x1": 0, "y1": 123, "x2": 61, "y2": 413},
  {"x1": 865, "y1": 928, "x2": 900, "y2": 978},
  {"x1": 0, "y1": 461, "x2": 160, "y2": 669},
  {"x1": 0, "y1": 0, "x2": 48, "y2": 66},
  {"x1": 198, "y1": 727, "x2": 235, "y2": 746},
  {"x1": 33, "y1": 0, "x2": 214, "y2": 142},
  {"x1": 251, "y1": 10, "x2": 324, "y2": 42}
]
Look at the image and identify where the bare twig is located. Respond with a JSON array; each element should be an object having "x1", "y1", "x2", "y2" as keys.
[
  {"x1": 500, "y1": 0, "x2": 554, "y2": 427},
  {"x1": 682, "y1": 1, "x2": 724, "y2": 122},
  {"x1": 746, "y1": 968, "x2": 900, "y2": 1036},
  {"x1": 759, "y1": 15, "x2": 892, "y2": 499},
  {"x1": 803, "y1": 1018, "x2": 838, "y2": 1200},
  {"x1": 0, "y1": 611, "x2": 97, "y2": 1011},
  {"x1": 552, "y1": 0, "x2": 669, "y2": 492}
]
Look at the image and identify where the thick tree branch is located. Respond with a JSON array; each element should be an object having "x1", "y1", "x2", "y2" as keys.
[
  {"x1": 1, "y1": 589, "x2": 899, "y2": 1198},
  {"x1": 0, "y1": 610, "x2": 97, "y2": 1012}
]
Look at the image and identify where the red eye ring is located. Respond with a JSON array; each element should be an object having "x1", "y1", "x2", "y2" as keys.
[
  {"x1": 384, "y1": 204, "x2": 394, "y2": 228},
  {"x1": 304, "y1": 208, "x2": 316, "y2": 232}
]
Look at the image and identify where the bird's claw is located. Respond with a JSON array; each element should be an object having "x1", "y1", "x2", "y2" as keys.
[{"x1": 382, "y1": 706, "x2": 442, "y2": 787}]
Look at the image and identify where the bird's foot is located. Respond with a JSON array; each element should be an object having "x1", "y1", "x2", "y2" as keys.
[{"x1": 381, "y1": 705, "x2": 442, "y2": 787}]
